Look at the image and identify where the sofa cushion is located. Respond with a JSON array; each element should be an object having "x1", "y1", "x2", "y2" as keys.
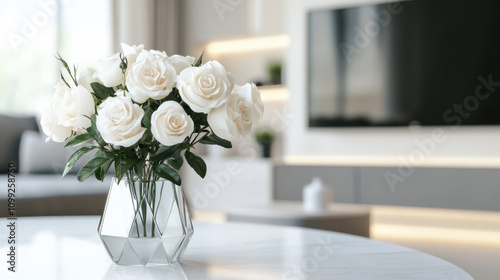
[
  {"x1": 0, "y1": 173, "x2": 111, "y2": 200},
  {"x1": 0, "y1": 114, "x2": 38, "y2": 173},
  {"x1": 19, "y1": 130, "x2": 67, "y2": 174},
  {"x1": 19, "y1": 130, "x2": 96, "y2": 174}
]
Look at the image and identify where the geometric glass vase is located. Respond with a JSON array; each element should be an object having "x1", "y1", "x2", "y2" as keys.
[{"x1": 98, "y1": 178, "x2": 194, "y2": 266}]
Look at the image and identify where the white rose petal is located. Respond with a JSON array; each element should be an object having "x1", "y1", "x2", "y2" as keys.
[
  {"x1": 77, "y1": 67, "x2": 100, "y2": 93},
  {"x1": 50, "y1": 122, "x2": 74, "y2": 142},
  {"x1": 96, "y1": 96, "x2": 146, "y2": 147},
  {"x1": 52, "y1": 81, "x2": 67, "y2": 105},
  {"x1": 94, "y1": 53, "x2": 123, "y2": 87},
  {"x1": 40, "y1": 82, "x2": 77, "y2": 142},
  {"x1": 40, "y1": 104, "x2": 56, "y2": 139},
  {"x1": 151, "y1": 101, "x2": 194, "y2": 146},
  {"x1": 207, "y1": 97, "x2": 248, "y2": 140},
  {"x1": 121, "y1": 43, "x2": 144, "y2": 65},
  {"x1": 177, "y1": 61, "x2": 234, "y2": 113},
  {"x1": 207, "y1": 84, "x2": 263, "y2": 140},
  {"x1": 136, "y1": 49, "x2": 168, "y2": 63},
  {"x1": 126, "y1": 53, "x2": 176, "y2": 104},
  {"x1": 234, "y1": 83, "x2": 264, "y2": 120},
  {"x1": 168, "y1": 54, "x2": 195, "y2": 74},
  {"x1": 56, "y1": 85, "x2": 95, "y2": 130},
  {"x1": 40, "y1": 102, "x2": 74, "y2": 143}
]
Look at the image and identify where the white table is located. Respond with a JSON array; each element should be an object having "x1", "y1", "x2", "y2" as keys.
[{"x1": 0, "y1": 216, "x2": 473, "y2": 279}]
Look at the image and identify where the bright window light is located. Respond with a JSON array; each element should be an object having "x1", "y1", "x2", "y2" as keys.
[{"x1": 0, "y1": 0, "x2": 112, "y2": 114}]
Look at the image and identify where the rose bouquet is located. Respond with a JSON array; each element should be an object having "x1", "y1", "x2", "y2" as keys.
[
  {"x1": 40, "y1": 44, "x2": 264, "y2": 185},
  {"x1": 40, "y1": 43, "x2": 264, "y2": 265}
]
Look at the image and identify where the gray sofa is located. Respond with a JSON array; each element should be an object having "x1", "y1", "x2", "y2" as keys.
[{"x1": 0, "y1": 114, "x2": 111, "y2": 217}]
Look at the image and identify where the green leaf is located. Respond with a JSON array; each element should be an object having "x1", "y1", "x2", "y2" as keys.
[
  {"x1": 200, "y1": 134, "x2": 232, "y2": 148},
  {"x1": 55, "y1": 52, "x2": 78, "y2": 86},
  {"x1": 59, "y1": 70, "x2": 70, "y2": 88},
  {"x1": 65, "y1": 133, "x2": 93, "y2": 147},
  {"x1": 154, "y1": 164, "x2": 182, "y2": 185},
  {"x1": 191, "y1": 112, "x2": 208, "y2": 127},
  {"x1": 94, "y1": 157, "x2": 103, "y2": 180},
  {"x1": 93, "y1": 149, "x2": 115, "y2": 181},
  {"x1": 115, "y1": 157, "x2": 136, "y2": 183},
  {"x1": 180, "y1": 100, "x2": 207, "y2": 126},
  {"x1": 87, "y1": 115, "x2": 106, "y2": 147},
  {"x1": 77, "y1": 157, "x2": 113, "y2": 182},
  {"x1": 168, "y1": 151, "x2": 184, "y2": 170},
  {"x1": 73, "y1": 63, "x2": 78, "y2": 83},
  {"x1": 94, "y1": 163, "x2": 104, "y2": 181},
  {"x1": 62, "y1": 146, "x2": 95, "y2": 177},
  {"x1": 91, "y1": 82, "x2": 115, "y2": 100},
  {"x1": 185, "y1": 150, "x2": 207, "y2": 178},
  {"x1": 151, "y1": 145, "x2": 176, "y2": 161},
  {"x1": 142, "y1": 106, "x2": 153, "y2": 131},
  {"x1": 121, "y1": 147, "x2": 137, "y2": 158},
  {"x1": 194, "y1": 50, "x2": 204, "y2": 67},
  {"x1": 95, "y1": 161, "x2": 114, "y2": 181},
  {"x1": 133, "y1": 161, "x2": 144, "y2": 179},
  {"x1": 55, "y1": 52, "x2": 70, "y2": 71}
]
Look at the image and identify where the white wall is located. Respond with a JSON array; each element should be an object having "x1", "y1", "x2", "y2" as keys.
[
  {"x1": 284, "y1": 0, "x2": 500, "y2": 164},
  {"x1": 182, "y1": 0, "x2": 248, "y2": 55},
  {"x1": 114, "y1": 0, "x2": 155, "y2": 50},
  {"x1": 182, "y1": 0, "x2": 284, "y2": 54},
  {"x1": 181, "y1": 0, "x2": 285, "y2": 84}
]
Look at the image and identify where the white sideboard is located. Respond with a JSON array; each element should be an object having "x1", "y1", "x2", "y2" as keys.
[{"x1": 275, "y1": 164, "x2": 500, "y2": 211}]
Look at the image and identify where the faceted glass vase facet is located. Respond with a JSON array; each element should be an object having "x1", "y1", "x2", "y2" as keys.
[{"x1": 98, "y1": 178, "x2": 194, "y2": 266}]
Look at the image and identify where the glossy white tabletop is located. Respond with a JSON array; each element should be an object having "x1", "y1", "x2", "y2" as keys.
[{"x1": 0, "y1": 216, "x2": 473, "y2": 280}]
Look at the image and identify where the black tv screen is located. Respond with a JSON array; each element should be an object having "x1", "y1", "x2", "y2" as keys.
[{"x1": 308, "y1": 0, "x2": 500, "y2": 127}]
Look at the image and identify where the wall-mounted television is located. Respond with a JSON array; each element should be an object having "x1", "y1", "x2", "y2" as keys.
[{"x1": 308, "y1": 0, "x2": 500, "y2": 127}]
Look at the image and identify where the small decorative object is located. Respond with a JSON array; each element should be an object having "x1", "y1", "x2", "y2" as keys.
[
  {"x1": 255, "y1": 127, "x2": 275, "y2": 158},
  {"x1": 268, "y1": 62, "x2": 282, "y2": 85},
  {"x1": 303, "y1": 177, "x2": 333, "y2": 212},
  {"x1": 40, "y1": 44, "x2": 264, "y2": 266}
]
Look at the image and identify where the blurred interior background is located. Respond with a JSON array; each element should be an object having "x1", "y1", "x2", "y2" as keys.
[{"x1": 1, "y1": 0, "x2": 500, "y2": 279}]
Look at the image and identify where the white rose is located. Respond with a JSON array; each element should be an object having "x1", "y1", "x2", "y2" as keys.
[
  {"x1": 56, "y1": 85, "x2": 95, "y2": 130},
  {"x1": 121, "y1": 43, "x2": 144, "y2": 65},
  {"x1": 96, "y1": 96, "x2": 146, "y2": 147},
  {"x1": 40, "y1": 82, "x2": 75, "y2": 142},
  {"x1": 168, "y1": 54, "x2": 195, "y2": 74},
  {"x1": 94, "y1": 53, "x2": 123, "y2": 87},
  {"x1": 234, "y1": 83, "x2": 264, "y2": 120},
  {"x1": 52, "y1": 81, "x2": 67, "y2": 105},
  {"x1": 126, "y1": 54, "x2": 176, "y2": 103},
  {"x1": 177, "y1": 61, "x2": 234, "y2": 113},
  {"x1": 151, "y1": 101, "x2": 194, "y2": 146},
  {"x1": 77, "y1": 67, "x2": 100, "y2": 93},
  {"x1": 40, "y1": 102, "x2": 74, "y2": 143},
  {"x1": 136, "y1": 49, "x2": 168, "y2": 62},
  {"x1": 207, "y1": 84, "x2": 263, "y2": 140}
]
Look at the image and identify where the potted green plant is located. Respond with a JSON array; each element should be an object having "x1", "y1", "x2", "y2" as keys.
[
  {"x1": 255, "y1": 127, "x2": 275, "y2": 158},
  {"x1": 268, "y1": 62, "x2": 282, "y2": 85}
]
